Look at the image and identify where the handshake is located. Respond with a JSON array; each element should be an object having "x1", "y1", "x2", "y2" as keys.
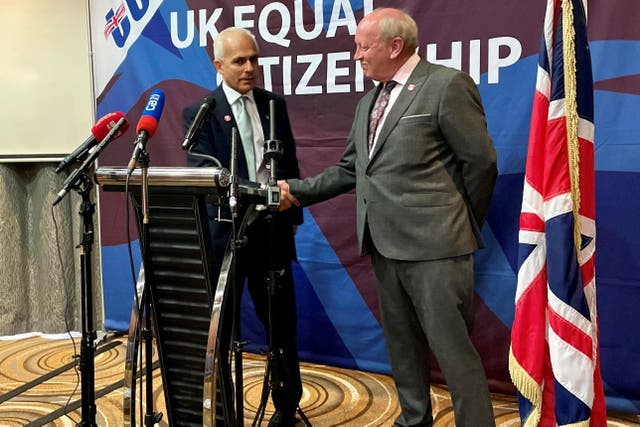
[{"x1": 276, "y1": 180, "x2": 299, "y2": 211}]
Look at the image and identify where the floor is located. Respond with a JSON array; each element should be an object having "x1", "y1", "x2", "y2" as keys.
[{"x1": 0, "y1": 333, "x2": 638, "y2": 426}]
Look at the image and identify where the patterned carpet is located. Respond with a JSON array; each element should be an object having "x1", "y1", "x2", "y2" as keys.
[{"x1": 0, "y1": 334, "x2": 638, "y2": 426}]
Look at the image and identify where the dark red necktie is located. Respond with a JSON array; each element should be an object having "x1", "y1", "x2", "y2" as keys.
[{"x1": 368, "y1": 80, "x2": 397, "y2": 153}]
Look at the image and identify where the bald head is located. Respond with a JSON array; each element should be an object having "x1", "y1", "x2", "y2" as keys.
[
  {"x1": 213, "y1": 27, "x2": 259, "y2": 61},
  {"x1": 362, "y1": 8, "x2": 418, "y2": 55},
  {"x1": 354, "y1": 8, "x2": 418, "y2": 81},
  {"x1": 213, "y1": 27, "x2": 260, "y2": 94}
]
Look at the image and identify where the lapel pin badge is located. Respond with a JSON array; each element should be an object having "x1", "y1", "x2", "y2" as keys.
[
  {"x1": 224, "y1": 115, "x2": 232, "y2": 122},
  {"x1": 407, "y1": 84, "x2": 416, "y2": 91}
]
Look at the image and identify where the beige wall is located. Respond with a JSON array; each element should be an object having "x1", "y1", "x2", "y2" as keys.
[{"x1": 0, "y1": 1, "x2": 94, "y2": 162}]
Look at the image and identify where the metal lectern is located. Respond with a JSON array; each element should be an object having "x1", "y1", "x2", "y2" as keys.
[{"x1": 96, "y1": 166, "x2": 245, "y2": 427}]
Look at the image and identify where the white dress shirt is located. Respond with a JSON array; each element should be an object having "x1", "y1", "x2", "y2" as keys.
[
  {"x1": 369, "y1": 53, "x2": 421, "y2": 156},
  {"x1": 222, "y1": 83, "x2": 264, "y2": 173}
]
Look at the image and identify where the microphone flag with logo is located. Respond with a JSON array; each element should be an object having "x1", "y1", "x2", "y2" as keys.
[{"x1": 128, "y1": 88, "x2": 166, "y2": 173}]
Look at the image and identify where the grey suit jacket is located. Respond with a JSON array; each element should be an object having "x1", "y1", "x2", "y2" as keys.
[{"x1": 288, "y1": 60, "x2": 497, "y2": 261}]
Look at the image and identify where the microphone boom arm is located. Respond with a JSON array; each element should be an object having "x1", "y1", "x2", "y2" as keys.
[{"x1": 53, "y1": 117, "x2": 127, "y2": 206}]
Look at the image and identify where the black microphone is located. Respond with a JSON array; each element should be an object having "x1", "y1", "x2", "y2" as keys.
[
  {"x1": 127, "y1": 89, "x2": 165, "y2": 173},
  {"x1": 55, "y1": 112, "x2": 126, "y2": 174},
  {"x1": 53, "y1": 116, "x2": 129, "y2": 206},
  {"x1": 182, "y1": 94, "x2": 215, "y2": 151}
]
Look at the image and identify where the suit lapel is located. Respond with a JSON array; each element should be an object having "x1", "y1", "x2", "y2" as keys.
[
  {"x1": 368, "y1": 61, "x2": 431, "y2": 161},
  {"x1": 211, "y1": 87, "x2": 250, "y2": 178},
  {"x1": 252, "y1": 88, "x2": 271, "y2": 139},
  {"x1": 360, "y1": 84, "x2": 382, "y2": 156}
]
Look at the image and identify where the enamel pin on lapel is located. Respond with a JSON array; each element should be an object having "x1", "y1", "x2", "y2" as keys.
[
  {"x1": 224, "y1": 115, "x2": 232, "y2": 122},
  {"x1": 407, "y1": 84, "x2": 416, "y2": 91}
]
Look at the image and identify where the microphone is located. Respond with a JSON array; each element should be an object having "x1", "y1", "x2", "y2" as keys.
[
  {"x1": 55, "y1": 112, "x2": 127, "y2": 174},
  {"x1": 182, "y1": 94, "x2": 215, "y2": 151},
  {"x1": 53, "y1": 115, "x2": 129, "y2": 206},
  {"x1": 127, "y1": 89, "x2": 165, "y2": 173}
]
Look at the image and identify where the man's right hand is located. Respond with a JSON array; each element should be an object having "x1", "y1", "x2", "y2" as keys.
[{"x1": 277, "y1": 180, "x2": 300, "y2": 211}]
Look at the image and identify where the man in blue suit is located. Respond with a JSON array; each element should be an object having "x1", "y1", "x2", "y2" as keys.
[
  {"x1": 279, "y1": 8, "x2": 497, "y2": 427},
  {"x1": 183, "y1": 27, "x2": 303, "y2": 427}
]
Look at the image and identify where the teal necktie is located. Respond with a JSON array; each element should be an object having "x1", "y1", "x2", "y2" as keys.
[{"x1": 237, "y1": 96, "x2": 256, "y2": 181}]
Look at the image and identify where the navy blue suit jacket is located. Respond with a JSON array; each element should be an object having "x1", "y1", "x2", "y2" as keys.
[{"x1": 183, "y1": 86, "x2": 303, "y2": 264}]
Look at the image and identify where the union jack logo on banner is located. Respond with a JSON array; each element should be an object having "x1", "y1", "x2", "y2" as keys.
[
  {"x1": 509, "y1": 0, "x2": 607, "y2": 425},
  {"x1": 104, "y1": 3, "x2": 127, "y2": 39}
]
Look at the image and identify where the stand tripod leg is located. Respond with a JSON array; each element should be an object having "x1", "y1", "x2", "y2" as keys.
[
  {"x1": 296, "y1": 406, "x2": 311, "y2": 427},
  {"x1": 141, "y1": 289, "x2": 162, "y2": 426},
  {"x1": 233, "y1": 276, "x2": 244, "y2": 427},
  {"x1": 251, "y1": 354, "x2": 274, "y2": 427},
  {"x1": 248, "y1": 223, "x2": 311, "y2": 427}
]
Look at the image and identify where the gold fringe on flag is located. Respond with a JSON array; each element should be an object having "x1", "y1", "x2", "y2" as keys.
[
  {"x1": 509, "y1": 347, "x2": 542, "y2": 426},
  {"x1": 510, "y1": 345, "x2": 593, "y2": 427},
  {"x1": 562, "y1": 0, "x2": 582, "y2": 262}
]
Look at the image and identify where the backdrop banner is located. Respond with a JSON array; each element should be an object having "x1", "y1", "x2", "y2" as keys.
[{"x1": 90, "y1": 0, "x2": 640, "y2": 411}]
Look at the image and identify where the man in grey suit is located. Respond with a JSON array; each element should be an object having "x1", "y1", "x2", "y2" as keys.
[{"x1": 278, "y1": 8, "x2": 497, "y2": 427}]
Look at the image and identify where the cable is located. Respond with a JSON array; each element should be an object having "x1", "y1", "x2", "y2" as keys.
[
  {"x1": 187, "y1": 147, "x2": 223, "y2": 168},
  {"x1": 124, "y1": 173, "x2": 146, "y2": 426},
  {"x1": 51, "y1": 203, "x2": 80, "y2": 425}
]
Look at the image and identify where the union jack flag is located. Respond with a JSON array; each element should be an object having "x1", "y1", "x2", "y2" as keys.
[
  {"x1": 509, "y1": 0, "x2": 607, "y2": 425},
  {"x1": 104, "y1": 3, "x2": 127, "y2": 39}
]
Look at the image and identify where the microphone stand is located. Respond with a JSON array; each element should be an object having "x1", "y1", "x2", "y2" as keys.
[
  {"x1": 229, "y1": 127, "x2": 245, "y2": 427},
  {"x1": 190, "y1": 126, "x2": 248, "y2": 427},
  {"x1": 133, "y1": 148, "x2": 163, "y2": 427},
  {"x1": 252, "y1": 101, "x2": 311, "y2": 427},
  {"x1": 212, "y1": 127, "x2": 249, "y2": 427},
  {"x1": 76, "y1": 173, "x2": 97, "y2": 427},
  {"x1": 54, "y1": 118, "x2": 126, "y2": 426}
]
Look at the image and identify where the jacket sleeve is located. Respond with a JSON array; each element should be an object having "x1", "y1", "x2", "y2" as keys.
[
  {"x1": 274, "y1": 96, "x2": 304, "y2": 226},
  {"x1": 287, "y1": 107, "x2": 359, "y2": 207},
  {"x1": 438, "y1": 71, "x2": 497, "y2": 229}
]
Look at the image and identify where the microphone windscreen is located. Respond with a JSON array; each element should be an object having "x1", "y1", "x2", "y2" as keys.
[
  {"x1": 135, "y1": 115, "x2": 159, "y2": 137},
  {"x1": 203, "y1": 93, "x2": 216, "y2": 108},
  {"x1": 136, "y1": 89, "x2": 165, "y2": 136},
  {"x1": 91, "y1": 111, "x2": 126, "y2": 140}
]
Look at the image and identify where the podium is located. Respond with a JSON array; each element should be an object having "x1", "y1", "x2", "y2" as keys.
[{"x1": 96, "y1": 166, "x2": 245, "y2": 427}]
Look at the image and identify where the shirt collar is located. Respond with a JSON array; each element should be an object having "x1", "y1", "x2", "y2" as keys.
[
  {"x1": 221, "y1": 82, "x2": 255, "y2": 106},
  {"x1": 390, "y1": 53, "x2": 421, "y2": 87}
]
